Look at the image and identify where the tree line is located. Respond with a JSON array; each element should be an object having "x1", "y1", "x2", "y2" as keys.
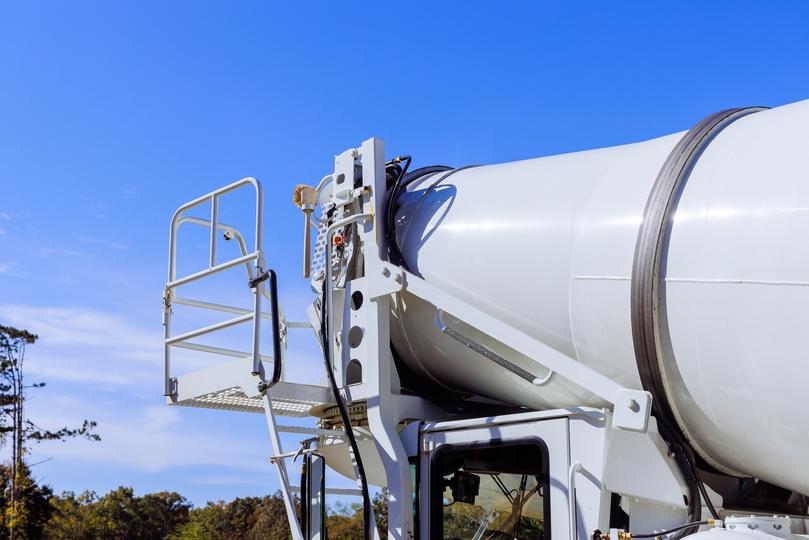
[{"x1": 0, "y1": 466, "x2": 383, "y2": 539}]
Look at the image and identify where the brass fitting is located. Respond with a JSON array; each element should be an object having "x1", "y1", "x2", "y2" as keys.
[{"x1": 293, "y1": 184, "x2": 318, "y2": 278}]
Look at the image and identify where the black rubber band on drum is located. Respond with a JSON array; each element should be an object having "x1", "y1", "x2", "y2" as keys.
[{"x1": 630, "y1": 106, "x2": 767, "y2": 456}]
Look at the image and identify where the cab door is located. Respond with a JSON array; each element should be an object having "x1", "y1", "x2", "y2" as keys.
[{"x1": 419, "y1": 416, "x2": 571, "y2": 539}]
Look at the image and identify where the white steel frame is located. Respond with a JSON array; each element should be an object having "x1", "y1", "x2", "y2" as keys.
[{"x1": 162, "y1": 140, "x2": 688, "y2": 540}]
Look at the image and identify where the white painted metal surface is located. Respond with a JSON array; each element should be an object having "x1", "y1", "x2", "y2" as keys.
[
  {"x1": 392, "y1": 99, "x2": 809, "y2": 496},
  {"x1": 163, "y1": 101, "x2": 809, "y2": 539}
]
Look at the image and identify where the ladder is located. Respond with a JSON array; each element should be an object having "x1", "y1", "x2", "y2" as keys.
[{"x1": 162, "y1": 177, "x2": 329, "y2": 540}]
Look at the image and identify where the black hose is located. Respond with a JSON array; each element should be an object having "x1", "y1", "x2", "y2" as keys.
[
  {"x1": 319, "y1": 280, "x2": 373, "y2": 539},
  {"x1": 384, "y1": 162, "x2": 454, "y2": 268},
  {"x1": 385, "y1": 156, "x2": 411, "y2": 267},
  {"x1": 384, "y1": 164, "x2": 477, "y2": 272},
  {"x1": 631, "y1": 520, "x2": 710, "y2": 538},
  {"x1": 656, "y1": 419, "x2": 702, "y2": 539},
  {"x1": 401, "y1": 165, "x2": 453, "y2": 188},
  {"x1": 656, "y1": 412, "x2": 719, "y2": 521},
  {"x1": 693, "y1": 465, "x2": 719, "y2": 519}
]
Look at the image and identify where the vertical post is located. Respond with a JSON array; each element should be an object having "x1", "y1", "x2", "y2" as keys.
[
  {"x1": 262, "y1": 395, "x2": 304, "y2": 540},
  {"x1": 163, "y1": 301, "x2": 172, "y2": 396},
  {"x1": 252, "y1": 180, "x2": 265, "y2": 378},
  {"x1": 209, "y1": 194, "x2": 218, "y2": 268},
  {"x1": 251, "y1": 280, "x2": 263, "y2": 376},
  {"x1": 569, "y1": 461, "x2": 583, "y2": 540},
  {"x1": 254, "y1": 180, "x2": 263, "y2": 262},
  {"x1": 359, "y1": 137, "x2": 415, "y2": 539},
  {"x1": 165, "y1": 212, "x2": 180, "y2": 397}
]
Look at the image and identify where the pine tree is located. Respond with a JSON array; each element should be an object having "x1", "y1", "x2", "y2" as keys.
[{"x1": 0, "y1": 326, "x2": 100, "y2": 540}]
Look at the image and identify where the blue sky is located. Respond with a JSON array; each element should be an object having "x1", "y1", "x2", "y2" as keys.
[{"x1": 1, "y1": 1, "x2": 809, "y2": 506}]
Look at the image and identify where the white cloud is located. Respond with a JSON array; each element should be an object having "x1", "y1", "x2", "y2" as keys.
[
  {"x1": 0, "y1": 262, "x2": 20, "y2": 276},
  {"x1": 78, "y1": 236, "x2": 130, "y2": 251},
  {"x1": 0, "y1": 303, "x2": 315, "y2": 387},
  {"x1": 1, "y1": 304, "x2": 159, "y2": 355},
  {"x1": 185, "y1": 475, "x2": 269, "y2": 487},
  {"x1": 25, "y1": 360, "x2": 131, "y2": 386},
  {"x1": 0, "y1": 304, "x2": 323, "y2": 477},
  {"x1": 40, "y1": 247, "x2": 83, "y2": 257},
  {"x1": 0, "y1": 304, "x2": 162, "y2": 390},
  {"x1": 0, "y1": 213, "x2": 10, "y2": 220},
  {"x1": 24, "y1": 399, "x2": 269, "y2": 474}
]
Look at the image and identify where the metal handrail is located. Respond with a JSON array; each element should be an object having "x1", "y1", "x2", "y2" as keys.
[
  {"x1": 172, "y1": 296, "x2": 273, "y2": 320},
  {"x1": 172, "y1": 216, "x2": 277, "y2": 309},
  {"x1": 168, "y1": 177, "x2": 263, "y2": 283},
  {"x1": 176, "y1": 216, "x2": 255, "y2": 280},
  {"x1": 252, "y1": 269, "x2": 282, "y2": 386},
  {"x1": 164, "y1": 177, "x2": 265, "y2": 396},
  {"x1": 167, "y1": 253, "x2": 258, "y2": 289}
]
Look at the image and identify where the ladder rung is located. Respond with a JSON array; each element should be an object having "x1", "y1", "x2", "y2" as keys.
[
  {"x1": 171, "y1": 341, "x2": 273, "y2": 362},
  {"x1": 165, "y1": 313, "x2": 253, "y2": 345},
  {"x1": 167, "y1": 252, "x2": 258, "y2": 289}
]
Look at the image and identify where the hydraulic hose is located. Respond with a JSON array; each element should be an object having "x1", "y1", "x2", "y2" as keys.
[
  {"x1": 384, "y1": 156, "x2": 412, "y2": 268},
  {"x1": 631, "y1": 520, "x2": 713, "y2": 538},
  {"x1": 656, "y1": 419, "x2": 703, "y2": 539},
  {"x1": 319, "y1": 281, "x2": 373, "y2": 538},
  {"x1": 384, "y1": 163, "x2": 476, "y2": 273},
  {"x1": 384, "y1": 162, "x2": 452, "y2": 267}
]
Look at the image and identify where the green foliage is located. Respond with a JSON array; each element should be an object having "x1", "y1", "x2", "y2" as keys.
[
  {"x1": 323, "y1": 501, "x2": 363, "y2": 539},
  {"x1": 0, "y1": 479, "x2": 421, "y2": 540},
  {"x1": 442, "y1": 501, "x2": 486, "y2": 540},
  {"x1": 322, "y1": 489, "x2": 388, "y2": 540},
  {"x1": 170, "y1": 492, "x2": 294, "y2": 540},
  {"x1": 0, "y1": 464, "x2": 53, "y2": 539},
  {"x1": 45, "y1": 487, "x2": 191, "y2": 540}
]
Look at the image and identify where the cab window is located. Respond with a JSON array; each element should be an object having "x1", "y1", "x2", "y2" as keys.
[{"x1": 431, "y1": 442, "x2": 549, "y2": 539}]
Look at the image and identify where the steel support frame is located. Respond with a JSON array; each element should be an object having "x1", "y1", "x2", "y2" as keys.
[
  {"x1": 263, "y1": 394, "x2": 304, "y2": 540},
  {"x1": 396, "y1": 269, "x2": 653, "y2": 433},
  {"x1": 323, "y1": 138, "x2": 435, "y2": 539},
  {"x1": 357, "y1": 139, "x2": 421, "y2": 540}
]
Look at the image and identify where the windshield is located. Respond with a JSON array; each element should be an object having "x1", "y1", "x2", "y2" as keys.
[{"x1": 432, "y1": 443, "x2": 547, "y2": 539}]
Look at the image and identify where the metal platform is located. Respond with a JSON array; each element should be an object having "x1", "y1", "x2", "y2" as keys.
[
  {"x1": 168, "y1": 356, "x2": 331, "y2": 417},
  {"x1": 173, "y1": 386, "x2": 320, "y2": 417}
]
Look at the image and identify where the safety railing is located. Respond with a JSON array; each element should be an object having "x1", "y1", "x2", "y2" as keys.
[{"x1": 163, "y1": 177, "x2": 271, "y2": 397}]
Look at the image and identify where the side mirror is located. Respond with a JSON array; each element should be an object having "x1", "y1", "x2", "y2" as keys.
[
  {"x1": 301, "y1": 452, "x2": 326, "y2": 539},
  {"x1": 447, "y1": 471, "x2": 480, "y2": 505}
]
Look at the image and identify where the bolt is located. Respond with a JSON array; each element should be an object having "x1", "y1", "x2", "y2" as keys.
[
  {"x1": 380, "y1": 267, "x2": 391, "y2": 278},
  {"x1": 626, "y1": 398, "x2": 640, "y2": 412},
  {"x1": 393, "y1": 273, "x2": 403, "y2": 284}
]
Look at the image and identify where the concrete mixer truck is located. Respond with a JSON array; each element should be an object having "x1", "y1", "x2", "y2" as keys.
[{"x1": 161, "y1": 99, "x2": 809, "y2": 540}]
